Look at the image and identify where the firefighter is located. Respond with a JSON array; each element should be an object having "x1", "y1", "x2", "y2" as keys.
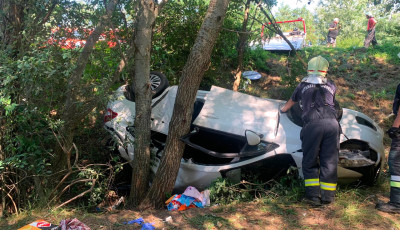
[
  {"x1": 375, "y1": 83, "x2": 400, "y2": 213},
  {"x1": 280, "y1": 56, "x2": 340, "y2": 206}
]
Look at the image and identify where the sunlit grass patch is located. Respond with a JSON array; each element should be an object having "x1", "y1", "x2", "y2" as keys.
[
  {"x1": 188, "y1": 214, "x2": 231, "y2": 230},
  {"x1": 331, "y1": 184, "x2": 396, "y2": 228},
  {"x1": 373, "y1": 52, "x2": 389, "y2": 60}
]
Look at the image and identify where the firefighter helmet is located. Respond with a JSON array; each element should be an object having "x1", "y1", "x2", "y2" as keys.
[{"x1": 302, "y1": 56, "x2": 329, "y2": 84}]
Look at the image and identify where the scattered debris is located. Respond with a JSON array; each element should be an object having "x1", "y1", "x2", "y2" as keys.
[
  {"x1": 165, "y1": 216, "x2": 173, "y2": 223},
  {"x1": 59, "y1": 218, "x2": 90, "y2": 230},
  {"x1": 124, "y1": 217, "x2": 144, "y2": 225},
  {"x1": 339, "y1": 149, "x2": 375, "y2": 167},
  {"x1": 123, "y1": 217, "x2": 155, "y2": 230},
  {"x1": 242, "y1": 71, "x2": 262, "y2": 80},
  {"x1": 18, "y1": 218, "x2": 91, "y2": 230},
  {"x1": 18, "y1": 219, "x2": 59, "y2": 230},
  {"x1": 165, "y1": 186, "x2": 210, "y2": 211},
  {"x1": 96, "y1": 191, "x2": 125, "y2": 212}
]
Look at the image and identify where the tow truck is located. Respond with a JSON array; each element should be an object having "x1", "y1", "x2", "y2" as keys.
[{"x1": 261, "y1": 18, "x2": 307, "y2": 51}]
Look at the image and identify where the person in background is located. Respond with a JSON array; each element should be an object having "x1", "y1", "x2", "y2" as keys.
[
  {"x1": 280, "y1": 56, "x2": 340, "y2": 206},
  {"x1": 364, "y1": 12, "x2": 378, "y2": 48},
  {"x1": 375, "y1": 83, "x2": 400, "y2": 214},
  {"x1": 327, "y1": 18, "x2": 340, "y2": 48}
]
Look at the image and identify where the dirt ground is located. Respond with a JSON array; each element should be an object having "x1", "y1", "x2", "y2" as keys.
[{"x1": 2, "y1": 192, "x2": 400, "y2": 229}]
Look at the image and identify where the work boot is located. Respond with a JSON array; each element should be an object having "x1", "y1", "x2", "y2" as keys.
[
  {"x1": 302, "y1": 197, "x2": 321, "y2": 207},
  {"x1": 321, "y1": 200, "x2": 333, "y2": 206},
  {"x1": 321, "y1": 190, "x2": 335, "y2": 206},
  {"x1": 375, "y1": 202, "x2": 400, "y2": 214}
]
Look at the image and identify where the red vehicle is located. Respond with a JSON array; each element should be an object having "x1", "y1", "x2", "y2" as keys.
[{"x1": 48, "y1": 27, "x2": 122, "y2": 49}]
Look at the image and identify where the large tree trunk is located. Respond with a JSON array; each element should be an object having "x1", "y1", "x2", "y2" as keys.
[
  {"x1": 232, "y1": 0, "x2": 251, "y2": 91},
  {"x1": 0, "y1": 0, "x2": 24, "y2": 53},
  {"x1": 128, "y1": 0, "x2": 157, "y2": 206},
  {"x1": 139, "y1": 0, "x2": 230, "y2": 209},
  {"x1": 0, "y1": 110, "x2": 4, "y2": 217}
]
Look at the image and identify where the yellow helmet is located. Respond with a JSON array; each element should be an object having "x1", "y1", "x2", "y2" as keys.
[{"x1": 307, "y1": 56, "x2": 329, "y2": 77}]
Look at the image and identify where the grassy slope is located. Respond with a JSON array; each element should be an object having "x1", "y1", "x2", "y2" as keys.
[{"x1": 2, "y1": 44, "x2": 400, "y2": 229}]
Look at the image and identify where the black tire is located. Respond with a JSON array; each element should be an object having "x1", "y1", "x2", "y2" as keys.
[
  {"x1": 360, "y1": 162, "x2": 381, "y2": 186},
  {"x1": 150, "y1": 71, "x2": 169, "y2": 98},
  {"x1": 125, "y1": 71, "x2": 169, "y2": 101}
]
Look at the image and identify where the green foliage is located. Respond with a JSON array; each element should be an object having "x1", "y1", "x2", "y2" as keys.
[
  {"x1": 209, "y1": 178, "x2": 259, "y2": 205},
  {"x1": 337, "y1": 36, "x2": 364, "y2": 48},
  {"x1": 244, "y1": 47, "x2": 272, "y2": 72},
  {"x1": 268, "y1": 167, "x2": 304, "y2": 201},
  {"x1": 0, "y1": 38, "x2": 122, "y2": 212},
  {"x1": 316, "y1": 0, "x2": 369, "y2": 46},
  {"x1": 370, "y1": 41, "x2": 400, "y2": 64},
  {"x1": 153, "y1": 0, "x2": 209, "y2": 84},
  {"x1": 209, "y1": 167, "x2": 304, "y2": 205},
  {"x1": 0, "y1": 48, "x2": 65, "y2": 171},
  {"x1": 380, "y1": 13, "x2": 400, "y2": 41}
]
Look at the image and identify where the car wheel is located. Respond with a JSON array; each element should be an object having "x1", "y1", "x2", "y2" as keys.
[
  {"x1": 125, "y1": 71, "x2": 169, "y2": 101},
  {"x1": 149, "y1": 71, "x2": 169, "y2": 98},
  {"x1": 361, "y1": 162, "x2": 381, "y2": 186}
]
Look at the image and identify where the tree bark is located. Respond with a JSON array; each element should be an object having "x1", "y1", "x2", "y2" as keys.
[
  {"x1": 128, "y1": 0, "x2": 157, "y2": 206},
  {"x1": 0, "y1": 0, "x2": 24, "y2": 53},
  {"x1": 233, "y1": 0, "x2": 251, "y2": 91},
  {"x1": 0, "y1": 109, "x2": 4, "y2": 217},
  {"x1": 139, "y1": 0, "x2": 230, "y2": 209}
]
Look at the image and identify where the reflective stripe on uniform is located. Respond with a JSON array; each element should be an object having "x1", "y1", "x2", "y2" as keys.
[
  {"x1": 320, "y1": 182, "x2": 337, "y2": 191},
  {"x1": 391, "y1": 175, "x2": 400, "y2": 182},
  {"x1": 391, "y1": 181, "x2": 400, "y2": 188},
  {"x1": 305, "y1": 178, "x2": 320, "y2": 187}
]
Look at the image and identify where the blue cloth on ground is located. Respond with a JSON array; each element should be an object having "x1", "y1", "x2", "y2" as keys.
[
  {"x1": 124, "y1": 217, "x2": 144, "y2": 225},
  {"x1": 141, "y1": 222, "x2": 155, "y2": 230}
]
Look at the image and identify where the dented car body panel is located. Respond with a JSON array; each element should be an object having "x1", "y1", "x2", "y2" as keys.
[{"x1": 105, "y1": 85, "x2": 385, "y2": 191}]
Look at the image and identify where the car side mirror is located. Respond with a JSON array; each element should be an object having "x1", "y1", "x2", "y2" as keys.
[{"x1": 245, "y1": 130, "x2": 263, "y2": 146}]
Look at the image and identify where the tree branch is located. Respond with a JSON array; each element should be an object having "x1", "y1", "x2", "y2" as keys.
[
  {"x1": 54, "y1": 179, "x2": 96, "y2": 210},
  {"x1": 39, "y1": 0, "x2": 58, "y2": 27}
]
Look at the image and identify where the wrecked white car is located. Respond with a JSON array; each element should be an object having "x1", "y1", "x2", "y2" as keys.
[{"x1": 104, "y1": 75, "x2": 384, "y2": 192}]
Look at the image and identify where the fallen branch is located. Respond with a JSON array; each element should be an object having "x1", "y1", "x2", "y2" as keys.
[
  {"x1": 0, "y1": 187, "x2": 18, "y2": 215},
  {"x1": 54, "y1": 179, "x2": 96, "y2": 210}
]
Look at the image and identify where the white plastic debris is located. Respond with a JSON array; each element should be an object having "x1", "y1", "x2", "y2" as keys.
[{"x1": 165, "y1": 216, "x2": 173, "y2": 223}]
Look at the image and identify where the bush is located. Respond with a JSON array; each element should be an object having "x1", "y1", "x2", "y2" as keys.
[{"x1": 209, "y1": 167, "x2": 304, "y2": 205}]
